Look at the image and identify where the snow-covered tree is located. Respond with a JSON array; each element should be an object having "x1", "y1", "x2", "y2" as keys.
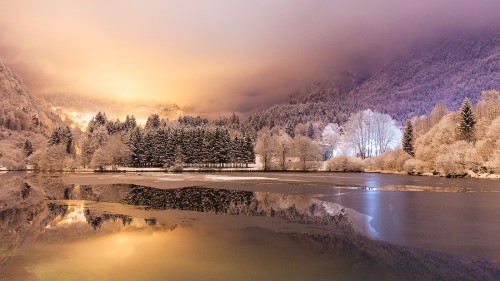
[
  {"x1": 344, "y1": 109, "x2": 399, "y2": 158},
  {"x1": 291, "y1": 135, "x2": 322, "y2": 170},
  {"x1": 273, "y1": 134, "x2": 292, "y2": 170},
  {"x1": 255, "y1": 129, "x2": 276, "y2": 171},
  {"x1": 321, "y1": 123, "x2": 341, "y2": 158},
  {"x1": 285, "y1": 121, "x2": 295, "y2": 138}
]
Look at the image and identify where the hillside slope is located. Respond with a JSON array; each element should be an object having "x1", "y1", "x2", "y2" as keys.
[
  {"x1": 348, "y1": 32, "x2": 500, "y2": 120},
  {"x1": 245, "y1": 32, "x2": 500, "y2": 131},
  {"x1": 0, "y1": 61, "x2": 62, "y2": 168}
]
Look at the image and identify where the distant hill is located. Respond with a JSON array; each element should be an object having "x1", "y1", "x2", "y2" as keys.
[
  {"x1": 0, "y1": 62, "x2": 61, "y2": 134},
  {"x1": 244, "y1": 72, "x2": 366, "y2": 132},
  {"x1": 0, "y1": 61, "x2": 62, "y2": 168},
  {"x1": 245, "y1": 32, "x2": 500, "y2": 131},
  {"x1": 40, "y1": 92, "x2": 188, "y2": 129},
  {"x1": 348, "y1": 32, "x2": 500, "y2": 120}
]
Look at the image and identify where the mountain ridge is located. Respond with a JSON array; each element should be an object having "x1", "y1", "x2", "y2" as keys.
[{"x1": 244, "y1": 31, "x2": 500, "y2": 131}]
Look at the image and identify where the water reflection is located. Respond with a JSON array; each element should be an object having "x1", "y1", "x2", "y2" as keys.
[{"x1": 0, "y1": 173, "x2": 499, "y2": 281}]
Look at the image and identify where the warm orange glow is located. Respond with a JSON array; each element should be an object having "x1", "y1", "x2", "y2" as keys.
[{"x1": 1, "y1": 1, "x2": 499, "y2": 114}]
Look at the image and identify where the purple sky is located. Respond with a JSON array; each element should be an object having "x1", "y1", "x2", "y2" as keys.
[{"x1": 1, "y1": 0, "x2": 499, "y2": 114}]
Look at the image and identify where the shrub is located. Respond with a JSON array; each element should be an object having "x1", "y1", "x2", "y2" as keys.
[{"x1": 326, "y1": 155, "x2": 365, "y2": 172}]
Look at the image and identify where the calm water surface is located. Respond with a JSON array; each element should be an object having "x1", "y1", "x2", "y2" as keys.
[{"x1": 0, "y1": 172, "x2": 499, "y2": 281}]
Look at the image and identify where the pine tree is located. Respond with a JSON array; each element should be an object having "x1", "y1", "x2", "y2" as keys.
[
  {"x1": 307, "y1": 122, "x2": 314, "y2": 138},
  {"x1": 243, "y1": 136, "x2": 255, "y2": 167},
  {"x1": 129, "y1": 128, "x2": 143, "y2": 166},
  {"x1": 458, "y1": 98, "x2": 476, "y2": 143},
  {"x1": 285, "y1": 121, "x2": 295, "y2": 138},
  {"x1": 402, "y1": 119, "x2": 415, "y2": 157},
  {"x1": 23, "y1": 139, "x2": 33, "y2": 156},
  {"x1": 145, "y1": 114, "x2": 161, "y2": 130}
]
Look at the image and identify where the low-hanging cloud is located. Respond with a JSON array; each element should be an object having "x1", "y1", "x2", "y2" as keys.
[{"x1": 1, "y1": 0, "x2": 499, "y2": 115}]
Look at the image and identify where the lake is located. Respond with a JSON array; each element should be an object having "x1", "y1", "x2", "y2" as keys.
[{"x1": 0, "y1": 172, "x2": 499, "y2": 280}]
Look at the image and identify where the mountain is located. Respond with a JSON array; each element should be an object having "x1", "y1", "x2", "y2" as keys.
[
  {"x1": 40, "y1": 92, "x2": 188, "y2": 130},
  {"x1": 245, "y1": 32, "x2": 500, "y2": 131},
  {"x1": 0, "y1": 61, "x2": 62, "y2": 168},
  {"x1": 244, "y1": 72, "x2": 366, "y2": 132},
  {"x1": 348, "y1": 32, "x2": 500, "y2": 120}
]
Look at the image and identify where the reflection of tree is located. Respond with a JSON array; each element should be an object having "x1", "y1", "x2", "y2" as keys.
[
  {"x1": 47, "y1": 203, "x2": 69, "y2": 217},
  {"x1": 144, "y1": 218, "x2": 157, "y2": 226},
  {"x1": 83, "y1": 208, "x2": 133, "y2": 230},
  {"x1": 124, "y1": 186, "x2": 347, "y2": 225},
  {"x1": 21, "y1": 183, "x2": 31, "y2": 200},
  {"x1": 126, "y1": 186, "x2": 255, "y2": 214}
]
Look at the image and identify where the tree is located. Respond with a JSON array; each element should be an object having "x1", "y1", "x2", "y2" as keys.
[
  {"x1": 402, "y1": 119, "x2": 415, "y2": 157},
  {"x1": 321, "y1": 123, "x2": 341, "y2": 158},
  {"x1": 23, "y1": 139, "x2": 33, "y2": 157},
  {"x1": 307, "y1": 123, "x2": 315, "y2": 138},
  {"x1": 145, "y1": 113, "x2": 161, "y2": 130},
  {"x1": 91, "y1": 148, "x2": 110, "y2": 170},
  {"x1": 291, "y1": 135, "x2": 322, "y2": 171},
  {"x1": 273, "y1": 134, "x2": 291, "y2": 170},
  {"x1": 48, "y1": 126, "x2": 73, "y2": 154},
  {"x1": 285, "y1": 121, "x2": 295, "y2": 138},
  {"x1": 344, "y1": 109, "x2": 399, "y2": 158},
  {"x1": 458, "y1": 98, "x2": 476, "y2": 143},
  {"x1": 255, "y1": 129, "x2": 276, "y2": 171},
  {"x1": 104, "y1": 135, "x2": 131, "y2": 169},
  {"x1": 128, "y1": 127, "x2": 143, "y2": 166}
]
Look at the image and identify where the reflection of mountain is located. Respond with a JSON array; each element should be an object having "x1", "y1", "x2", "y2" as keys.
[
  {"x1": 0, "y1": 174, "x2": 49, "y2": 269},
  {"x1": 46, "y1": 203, "x2": 133, "y2": 230}
]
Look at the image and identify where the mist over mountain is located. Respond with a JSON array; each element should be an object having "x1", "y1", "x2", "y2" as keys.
[
  {"x1": 40, "y1": 93, "x2": 189, "y2": 129},
  {"x1": 0, "y1": 62, "x2": 63, "y2": 168},
  {"x1": 348, "y1": 32, "x2": 500, "y2": 120},
  {"x1": 245, "y1": 32, "x2": 500, "y2": 131}
]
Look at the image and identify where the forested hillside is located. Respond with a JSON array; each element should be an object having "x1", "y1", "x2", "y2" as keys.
[
  {"x1": 0, "y1": 62, "x2": 62, "y2": 169},
  {"x1": 245, "y1": 32, "x2": 500, "y2": 131},
  {"x1": 349, "y1": 32, "x2": 500, "y2": 121},
  {"x1": 244, "y1": 72, "x2": 365, "y2": 132}
]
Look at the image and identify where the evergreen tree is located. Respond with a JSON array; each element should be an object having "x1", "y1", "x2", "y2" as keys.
[
  {"x1": 48, "y1": 126, "x2": 73, "y2": 154},
  {"x1": 402, "y1": 119, "x2": 415, "y2": 157},
  {"x1": 285, "y1": 121, "x2": 295, "y2": 138},
  {"x1": 141, "y1": 131, "x2": 154, "y2": 166},
  {"x1": 129, "y1": 128, "x2": 143, "y2": 166},
  {"x1": 124, "y1": 115, "x2": 137, "y2": 131},
  {"x1": 243, "y1": 136, "x2": 255, "y2": 167},
  {"x1": 145, "y1": 113, "x2": 161, "y2": 130},
  {"x1": 23, "y1": 139, "x2": 33, "y2": 157},
  {"x1": 165, "y1": 128, "x2": 176, "y2": 166},
  {"x1": 307, "y1": 122, "x2": 314, "y2": 138},
  {"x1": 458, "y1": 98, "x2": 476, "y2": 143}
]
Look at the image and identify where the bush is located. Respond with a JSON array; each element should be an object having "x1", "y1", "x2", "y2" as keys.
[
  {"x1": 434, "y1": 141, "x2": 480, "y2": 177},
  {"x1": 404, "y1": 158, "x2": 425, "y2": 175},
  {"x1": 326, "y1": 155, "x2": 365, "y2": 172},
  {"x1": 368, "y1": 149, "x2": 411, "y2": 172}
]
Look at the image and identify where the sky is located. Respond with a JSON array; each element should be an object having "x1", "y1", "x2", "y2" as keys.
[{"x1": 1, "y1": 0, "x2": 499, "y2": 115}]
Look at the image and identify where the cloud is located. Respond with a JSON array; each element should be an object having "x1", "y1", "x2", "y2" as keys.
[{"x1": 0, "y1": 0, "x2": 499, "y2": 114}]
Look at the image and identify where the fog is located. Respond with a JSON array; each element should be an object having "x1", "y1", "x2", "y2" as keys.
[{"x1": 1, "y1": 0, "x2": 499, "y2": 114}]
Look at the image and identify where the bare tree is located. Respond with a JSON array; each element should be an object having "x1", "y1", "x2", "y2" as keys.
[
  {"x1": 255, "y1": 128, "x2": 277, "y2": 171},
  {"x1": 345, "y1": 109, "x2": 399, "y2": 158},
  {"x1": 273, "y1": 134, "x2": 292, "y2": 170},
  {"x1": 291, "y1": 135, "x2": 322, "y2": 170}
]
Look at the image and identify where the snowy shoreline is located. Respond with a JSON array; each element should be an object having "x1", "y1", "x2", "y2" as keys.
[{"x1": 2, "y1": 166, "x2": 499, "y2": 180}]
